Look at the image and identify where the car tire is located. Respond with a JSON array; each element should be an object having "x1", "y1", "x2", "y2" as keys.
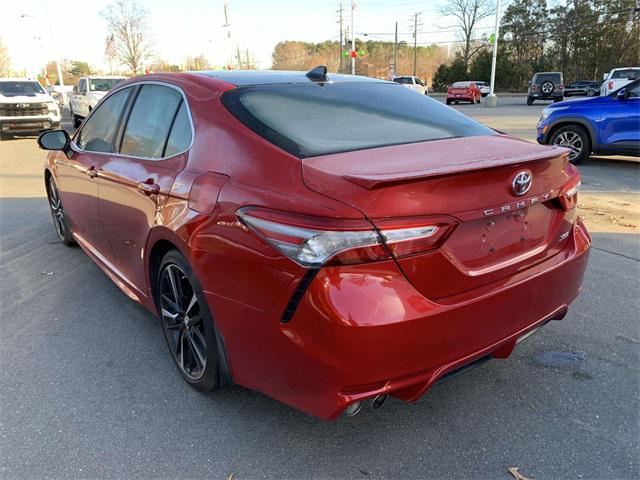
[
  {"x1": 527, "y1": 96, "x2": 534, "y2": 105},
  {"x1": 446, "y1": 99, "x2": 451, "y2": 105},
  {"x1": 157, "y1": 250, "x2": 220, "y2": 393},
  {"x1": 46, "y1": 175, "x2": 75, "y2": 246},
  {"x1": 0, "y1": 133, "x2": 14, "y2": 141},
  {"x1": 549, "y1": 124, "x2": 591, "y2": 165},
  {"x1": 72, "y1": 115, "x2": 82, "y2": 128},
  {"x1": 586, "y1": 89, "x2": 595, "y2": 97},
  {"x1": 553, "y1": 96, "x2": 563, "y2": 103},
  {"x1": 475, "y1": 96, "x2": 481, "y2": 104}
]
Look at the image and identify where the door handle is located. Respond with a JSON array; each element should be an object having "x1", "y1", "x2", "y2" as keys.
[
  {"x1": 137, "y1": 180, "x2": 160, "y2": 196},
  {"x1": 87, "y1": 166, "x2": 98, "y2": 178}
]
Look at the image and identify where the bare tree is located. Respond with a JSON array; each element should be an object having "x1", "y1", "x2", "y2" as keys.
[
  {"x1": 0, "y1": 37, "x2": 11, "y2": 76},
  {"x1": 102, "y1": 0, "x2": 151, "y2": 74},
  {"x1": 441, "y1": 0, "x2": 495, "y2": 72},
  {"x1": 183, "y1": 55, "x2": 211, "y2": 71}
]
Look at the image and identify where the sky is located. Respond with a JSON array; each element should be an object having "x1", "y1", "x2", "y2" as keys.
[{"x1": 2, "y1": 0, "x2": 501, "y2": 77}]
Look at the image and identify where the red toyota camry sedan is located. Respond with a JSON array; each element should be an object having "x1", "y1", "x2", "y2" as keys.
[
  {"x1": 38, "y1": 68, "x2": 590, "y2": 419},
  {"x1": 446, "y1": 81, "x2": 483, "y2": 104}
]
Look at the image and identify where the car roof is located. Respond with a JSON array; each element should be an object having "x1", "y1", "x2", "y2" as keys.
[
  {"x1": 0, "y1": 78, "x2": 38, "y2": 82},
  {"x1": 194, "y1": 69, "x2": 390, "y2": 86}
]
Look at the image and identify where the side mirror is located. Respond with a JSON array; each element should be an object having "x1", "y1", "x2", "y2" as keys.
[
  {"x1": 38, "y1": 129, "x2": 70, "y2": 151},
  {"x1": 617, "y1": 88, "x2": 627, "y2": 100},
  {"x1": 602, "y1": 73, "x2": 608, "y2": 80},
  {"x1": 72, "y1": 86, "x2": 78, "y2": 94}
]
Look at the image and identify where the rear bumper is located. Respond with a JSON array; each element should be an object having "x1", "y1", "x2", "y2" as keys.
[
  {"x1": 528, "y1": 92, "x2": 563, "y2": 100},
  {"x1": 208, "y1": 218, "x2": 590, "y2": 420},
  {"x1": 447, "y1": 95, "x2": 474, "y2": 101}
]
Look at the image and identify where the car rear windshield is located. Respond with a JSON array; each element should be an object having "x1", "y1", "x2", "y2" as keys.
[
  {"x1": 612, "y1": 69, "x2": 639, "y2": 80},
  {"x1": 89, "y1": 78, "x2": 124, "y2": 91},
  {"x1": 0, "y1": 81, "x2": 46, "y2": 96},
  {"x1": 221, "y1": 82, "x2": 494, "y2": 158},
  {"x1": 533, "y1": 73, "x2": 561, "y2": 83},
  {"x1": 451, "y1": 82, "x2": 471, "y2": 88}
]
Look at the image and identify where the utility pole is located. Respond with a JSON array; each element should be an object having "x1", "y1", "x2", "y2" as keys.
[
  {"x1": 350, "y1": 0, "x2": 356, "y2": 75},
  {"x1": 236, "y1": 46, "x2": 242, "y2": 69},
  {"x1": 487, "y1": 0, "x2": 501, "y2": 107},
  {"x1": 411, "y1": 12, "x2": 421, "y2": 77},
  {"x1": 337, "y1": 2, "x2": 344, "y2": 74},
  {"x1": 43, "y1": 2, "x2": 64, "y2": 90},
  {"x1": 223, "y1": 0, "x2": 234, "y2": 69},
  {"x1": 393, "y1": 21, "x2": 398, "y2": 78},
  {"x1": 245, "y1": 49, "x2": 250, "y2": 69}
]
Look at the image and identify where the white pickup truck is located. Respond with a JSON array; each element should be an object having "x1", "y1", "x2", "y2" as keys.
[
  {"x1": 392, "y1": 76, "x2": 428, "y2": 95},
  {"x1": 69, "y1": 76, "x2": 125, "y2": 127},
  {"x1": 600, "y1": 67, "x2": 640, "y2": 96},
  {"x1": 0, "y1": 78, "x2": 61, "y2": 139}
]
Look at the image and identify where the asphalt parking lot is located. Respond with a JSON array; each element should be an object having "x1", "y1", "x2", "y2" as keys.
[{"x1": 0, "y1": 101, "x2": 638, "y2": 479}]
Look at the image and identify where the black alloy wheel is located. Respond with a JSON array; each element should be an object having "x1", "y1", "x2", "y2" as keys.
[
  {"x1": 46, "y1": 176, "x2": 75, "y2": 246},
  {"x1": 158, "y1": 251, "x2": 219, "y2": 391}
]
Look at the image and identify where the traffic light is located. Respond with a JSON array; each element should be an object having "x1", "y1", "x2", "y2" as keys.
[{"x1": 342, "y1": 50, "x2": 366, "y2": 58}]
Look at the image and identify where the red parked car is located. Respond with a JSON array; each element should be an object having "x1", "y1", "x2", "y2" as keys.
[
  {"x1": 38, "y1": 68, "x2": 590, "y2": 420},
  {"x1": 447, "y1": 81, "x2": 483, "y2": 104}
]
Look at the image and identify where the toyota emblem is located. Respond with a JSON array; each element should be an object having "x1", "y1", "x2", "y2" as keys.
[{"x1": 512, "y1": 171, "x2": 532, "y2": 196}]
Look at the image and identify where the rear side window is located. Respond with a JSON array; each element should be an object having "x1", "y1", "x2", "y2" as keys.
[
  {"x1": 222, "y1": 82, "x2": 495, "y2": 158},
  {"x1": 120, "y1": 85, "x2": 182, "y2": 159},
  {"x1": 393, "y1": 77, "x2": 411, "y2": 85},
  {"x1": 164, "y1": 102, "x2": 192, "y2": 157},
  {"x1": 77, "y1": 87, "x2": 131, "y2": 152}
]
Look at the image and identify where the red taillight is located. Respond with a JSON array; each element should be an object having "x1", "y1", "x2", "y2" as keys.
[
  {"x1": 559, "y1": 83, "x2": 564, "y2": 90},
  {"x1": 237, "y1": 207, "x2": 456, "y2": 267},
  {"x1": 608, "y1": 81, "x2": 614, "y2": 90},
  {"x1": 557, "y1": 178, "x2": 581, "y2": 210}
]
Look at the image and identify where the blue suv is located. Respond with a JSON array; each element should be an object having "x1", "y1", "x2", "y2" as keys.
[{"x1": 537, "y1": 79, "x2": 640, "y2": 164}]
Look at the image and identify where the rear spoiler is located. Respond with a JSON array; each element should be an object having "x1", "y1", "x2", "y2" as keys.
[{"x1": 343, "y1": 145, "x2": 569, "y2": 190}]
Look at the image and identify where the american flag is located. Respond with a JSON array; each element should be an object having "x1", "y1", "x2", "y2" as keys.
[{"x1": 105, "y1": 34, "x2": 117, "y2": 59}]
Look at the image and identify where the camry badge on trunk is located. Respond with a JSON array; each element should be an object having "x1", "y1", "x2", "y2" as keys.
[{"x1": 512, "y1": 171, "x2": 533, "y2": 196}]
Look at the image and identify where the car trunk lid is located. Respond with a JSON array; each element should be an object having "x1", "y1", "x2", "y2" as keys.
[
  {"x1": 302, "y1": 135, "x2": 577, "y2": 299},
  {"x1": 449, "y1": 86, "x2": 471, "y2": 95}
]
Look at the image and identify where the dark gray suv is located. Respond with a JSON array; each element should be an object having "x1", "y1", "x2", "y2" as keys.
[{"x1": 527, "y1": 72, "x2": 564, "y2": 105}]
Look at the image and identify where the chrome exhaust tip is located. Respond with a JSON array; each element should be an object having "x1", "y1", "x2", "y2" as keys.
[
  {"x1": 343, "y1": 401, "x2": 363, "y2": 417},
  {"x1": 370, "y1": 394, "x2": 387, "y2": 410}
]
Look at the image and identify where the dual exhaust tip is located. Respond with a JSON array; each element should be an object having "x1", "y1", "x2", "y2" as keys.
[{"x1": 343, "y1": 394, "x2": 387, "y2": 417}]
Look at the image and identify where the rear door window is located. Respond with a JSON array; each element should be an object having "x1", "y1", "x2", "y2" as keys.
[
  {"x1": 76, "y1": 87, "x2": 131, "y2": 152},
  {"x1": 120, "y1": 84, "x2": 183, "y2": 159},
  {"x1": 222, "y1": 82, "x2": 494, "y2": 158}
]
